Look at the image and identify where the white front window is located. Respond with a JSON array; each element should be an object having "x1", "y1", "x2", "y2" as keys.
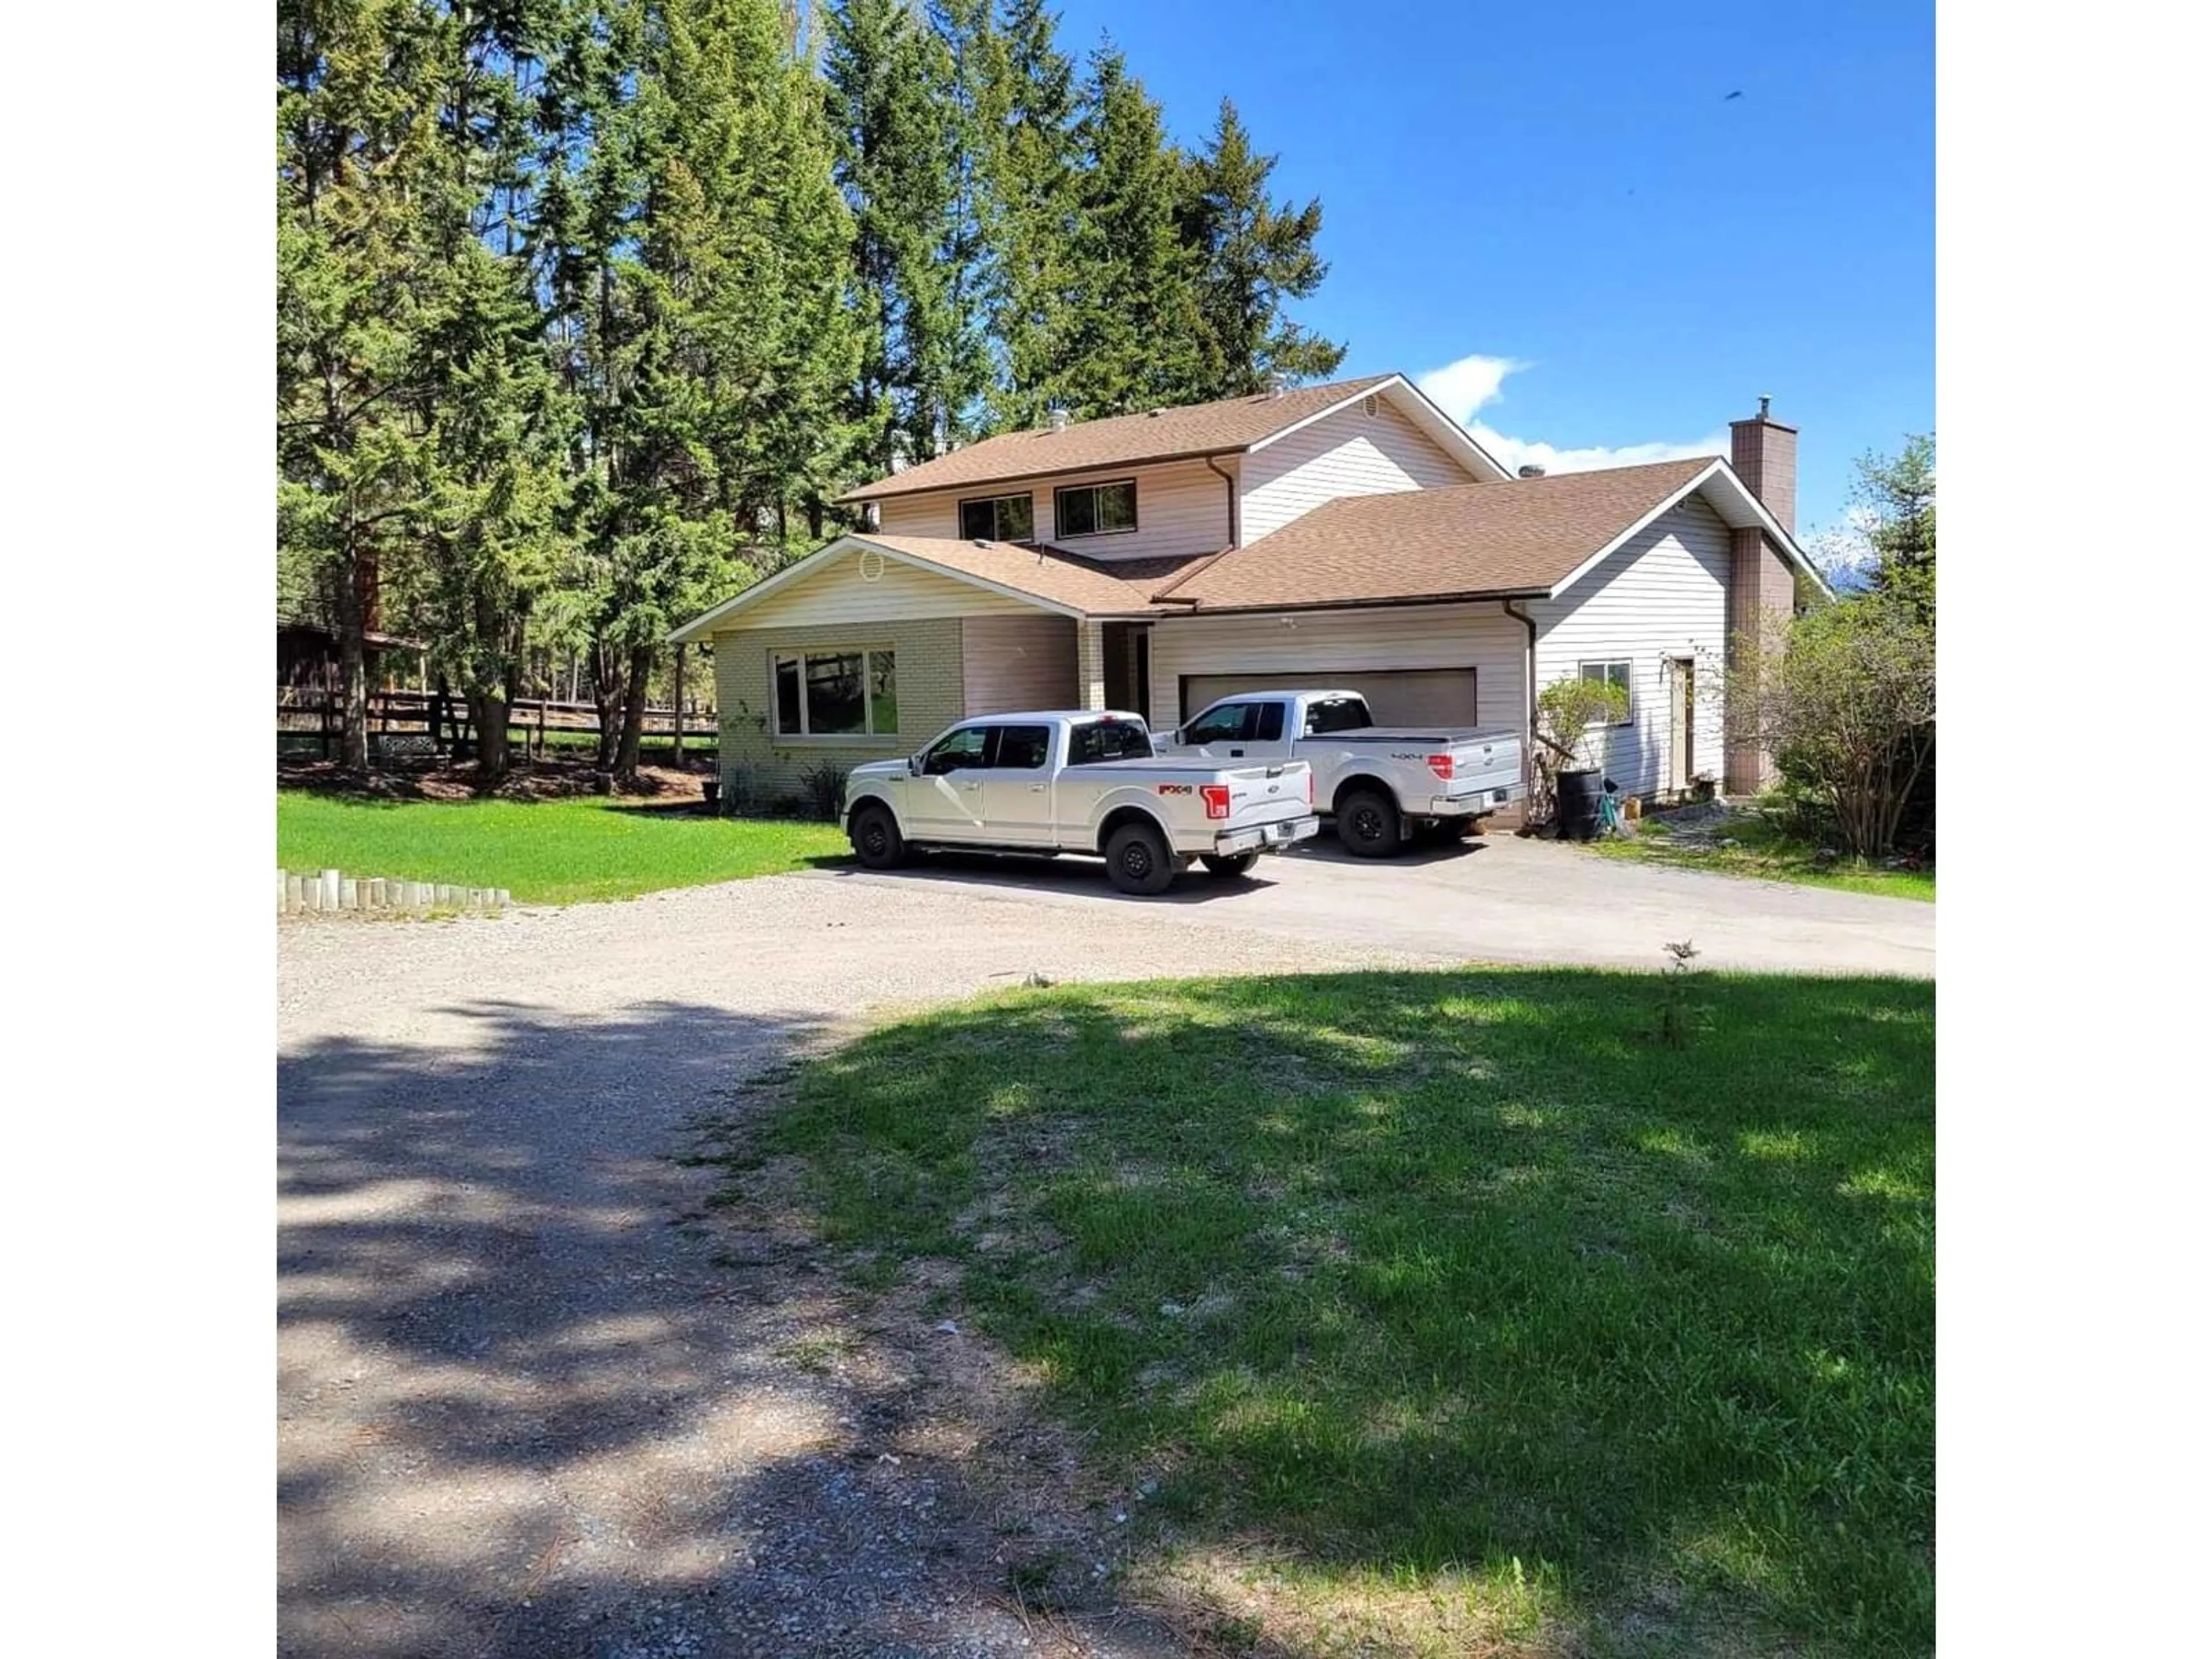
[
  {"x1": 773, "y1": 647, "x2": 898, "y2": 737},
  {"x1": 1054, "y1": 478, "x2": 1138, "y2": 539},
  {"x1": 1578, "y1": 660, "x2": 1634, "y2": 724}
]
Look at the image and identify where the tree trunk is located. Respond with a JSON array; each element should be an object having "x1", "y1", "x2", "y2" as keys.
[
  {"x1": 613, "y1": 644, "x2": 652, "y2": 786},
  {"x1": 469, "y1": 687, "x2": 512, "y2": 784},
  {"x1": 333, "y1": 541, "x2": 372, "y2": 772},
  {"x1": 590, "y1": 635, "x2": 625, "y2": 768}
]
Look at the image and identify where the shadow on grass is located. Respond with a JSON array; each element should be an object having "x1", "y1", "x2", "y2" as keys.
[{"x1": 760, "y1": 969, "x2": 1936, "y2": 1657}]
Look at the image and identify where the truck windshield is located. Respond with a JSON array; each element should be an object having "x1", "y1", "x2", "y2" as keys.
[
  {"x1": 1305, "y1": 696, "x2": 1373, "y2": 735},
  {"x1": 1069, "y1": 719, "x2": 1153, "y2": 764}
]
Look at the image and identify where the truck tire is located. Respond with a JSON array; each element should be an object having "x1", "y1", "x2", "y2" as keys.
[
  {"x1": 1105, "y1": 821, "x2": 1177, "y2": 896},
  {"x1": 1200, "y1": 851, "x2": 1260, "y2": 878},
  {"x1": 1338, "y1": 787, "x2": 1403, "y2": 858},
  {"x1": 848, "y1": 802, "x2": 909, "y2": 870}
]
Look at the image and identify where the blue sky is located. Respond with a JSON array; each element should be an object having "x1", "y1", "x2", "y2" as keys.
[{"x1": 1048, "y1": 0, "x2": 1933, "y2": 541}]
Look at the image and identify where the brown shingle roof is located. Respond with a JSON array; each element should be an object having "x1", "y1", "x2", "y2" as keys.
[
  {"x1": 838, "y1": 375, "x2": 1398, "y2": 502},
  {"x1": 1158, "y1": 458, "x2": 1720, "y2": 611},
  {"x1": 854, "y1": 533, "x2": 1200, "y2": 615}
]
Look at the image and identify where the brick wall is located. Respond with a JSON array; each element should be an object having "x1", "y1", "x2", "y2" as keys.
[
  {"x1": 1723, "y1": 527, "x2": 1798, "y2": 792},
  {"x1": 712, "y1": 617, "x2": 964, "y2": 804}
]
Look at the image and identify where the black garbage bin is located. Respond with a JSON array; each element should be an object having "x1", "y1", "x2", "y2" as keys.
[{"x1": 1555, "y1": 768, "x2": 1603, "y2": 841}]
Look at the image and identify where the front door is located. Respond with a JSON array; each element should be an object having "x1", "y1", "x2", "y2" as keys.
[{"x1": 1669, "y1": 657, "x2": 1695, "y2": 794}]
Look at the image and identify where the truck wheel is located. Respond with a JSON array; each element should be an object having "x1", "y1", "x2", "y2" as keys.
[
  {"x1": 1200, "y1": 851, "x2": 1260, "y2": 878},
  {"x1": 1105, "y1": 821, "x2": 1177, "y2": 896},
  {"x1": 1338, "y1": 788, "x2": 1403, "y2": 858},
  {"x1": 849, "y1": 802, "x2": 909, "y2": 870}
]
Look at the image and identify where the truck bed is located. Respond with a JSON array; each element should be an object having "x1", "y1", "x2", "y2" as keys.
[{"x1": 1316, "y1": 725, "x2": 1522, "y2": 746}]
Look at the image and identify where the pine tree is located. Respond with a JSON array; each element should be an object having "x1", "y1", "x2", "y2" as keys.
[
  {"x1": 1049, "y1": 45, "x2": 1203, "y2": 417},
  {"x1": 1178, "y1": 97, "x2": 1344, "y2": 397},
  {"x1": 979, "y1": 0, "x2": 1077, "y2": 431}
]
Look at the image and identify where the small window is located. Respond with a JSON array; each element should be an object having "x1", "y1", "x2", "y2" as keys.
[
  {"x1": 771, "y1": 646, "x2": 898, "y2": 736},
  {"x1": 958, "y1": 493, "x2": 1033, "y2": 542},
  {"x1": 992, "y1": 724, "x2": 1054, "y2": 770},
  {"x1": 1054, "y1": 478, "x2": 1137, "y2": 539},
  {"x1": 1069, "y1": 719, "x2": 1153, "y2": 764},
  {"x1": 1184, "y1": 702, "x2": 1255, "y2": 745},
  {"x1": 1578, "y1": 661, "x2": 1634, "y2": 724},
  {"x1": 1304, "y1": 695, "x2": 1372, "y2": 736},
  {"x1": 922, "y1": 726, "x2": 990, "y2": 775}
]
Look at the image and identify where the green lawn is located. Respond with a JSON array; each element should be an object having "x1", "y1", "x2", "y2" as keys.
[
  {"x1": 276, "y1": 790, "x2": 847, "y2": 904},
  {"x1": 1590, "y1": 813, "x2": 1935, "y2": 903},
  {"x1": 757, "y1": 970, "x2": 1934, "y2": 1657}
]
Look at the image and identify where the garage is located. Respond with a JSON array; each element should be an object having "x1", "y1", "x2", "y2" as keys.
[{"x1": 1180, "y1": 666, "x2": 1479, "y2": 726}]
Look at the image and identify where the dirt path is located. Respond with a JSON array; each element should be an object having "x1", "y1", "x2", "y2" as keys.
[{"x1": 279, "y1": 877, "x2": 1426, "y2": 1657}]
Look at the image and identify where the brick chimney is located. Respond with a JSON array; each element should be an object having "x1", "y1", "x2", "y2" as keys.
[
  {"x1": 1723, "y1": 396, "x2": 1801, "y2": 795},
  {"x1": 1729, "y1": 394, "x2": 1797, "y2": 533}
]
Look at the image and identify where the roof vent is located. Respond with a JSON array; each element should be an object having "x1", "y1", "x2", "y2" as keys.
[
  {"x1": 1147, "y1": 407, "x2": 1166, "y2": 418},
  {"x1": 1517, "y1": 464, "x2": 1547, "y2": 479},
  {"x1": 1047, "y1": 407, "x2": 1070, "y2": 433},
  {"x1": 1266, "y1": 370, "x2": 1289, "y2": 399},
  {"x1": 1361, "y1": 393, "x2": 1379, "y2": 418},
  {"x1": 972, "y1": 537, "x2": 991, "y2": 549}
]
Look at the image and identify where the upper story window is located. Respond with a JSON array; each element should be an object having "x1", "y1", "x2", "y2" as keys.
[
  {"x1": 958, "y1": 492, "x2": 1033, "y2": 542},
  {"x1": 1054, "y1": 478, "x2": 1138, "y2": 539}
]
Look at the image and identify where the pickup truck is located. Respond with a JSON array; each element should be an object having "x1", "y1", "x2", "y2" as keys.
[
  {"x1": 842, "y1": 710, "x2": 1320, "y2": 895},
  {"x1": 1161, "y1": 688, "x2": 1524, "y2": 858}
]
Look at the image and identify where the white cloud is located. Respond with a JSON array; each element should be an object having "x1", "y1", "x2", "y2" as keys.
[{"x1": 1415, "y1": 351, "x2": 1728, "y2": 478}]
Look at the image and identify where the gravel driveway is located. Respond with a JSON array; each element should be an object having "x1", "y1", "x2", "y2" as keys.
[{"x1": 278, "y1": 844, "x2": 1931, "y2": 1657}]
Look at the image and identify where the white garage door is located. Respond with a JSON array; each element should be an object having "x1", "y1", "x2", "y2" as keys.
[{"x1": 1180, "y1": 668, "x2": 1479, "y2": 728}]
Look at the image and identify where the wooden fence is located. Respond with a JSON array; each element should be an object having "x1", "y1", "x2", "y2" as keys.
[{"x1": 278, "y1": 687, "x2": 717, "y2": 763}]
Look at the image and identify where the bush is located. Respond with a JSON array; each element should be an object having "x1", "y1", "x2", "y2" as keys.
[
  {"x1": 1530, "y1": 675, "x2": 1631, "y2": 824},
  {"x1": 797, "y1": 762, "x2": 849, "y2": 823}
]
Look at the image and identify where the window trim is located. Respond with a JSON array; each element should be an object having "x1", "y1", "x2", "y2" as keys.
[
  {"x1": 770, "y1": 644, "x2": 899, "y2": 739},
  {"x1": 956, "y1": 491, "x2": 1035, "y2": 543},
  {"x1": 1052, "y1": 477, "x2": 1139, "y2": 540},
  {"x1": 1577, "y1": 660, "x2": 1635, "y2": 726}
]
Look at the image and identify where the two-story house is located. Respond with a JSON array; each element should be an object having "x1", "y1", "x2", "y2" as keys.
[{"x1": 671, "y1": 373, "x2": 1822, "y2": 812}]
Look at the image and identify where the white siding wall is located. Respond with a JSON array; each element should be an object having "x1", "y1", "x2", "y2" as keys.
[
  {"x1": 1145, "y1": 603, "x2": 1528, "y2": 737},
  {"x1": 1529, "y1": 495, "x2": 1732, "y2": 798},
  {"x1": 961, "y1": 613, "x2": 1077, "y2": 713},
  {"x1": 874, "y1": 457, "x2": 1233, "y2": 562},
  {"x1": 737, "y1": 545, "x2": 1037, "y2": 628},
  {"x1": 1238, "y1": 401, "x2": 1476, "y2": 543}
]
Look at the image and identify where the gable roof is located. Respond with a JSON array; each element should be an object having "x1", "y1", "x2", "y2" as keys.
[
  {"x1": 836, "y1": 373, "x2": 1508, "y2": 503},
  {"x1": 1156, "y1": 457, "x2": 1825, "y2": 612},
  {"x1": 666, "y1": 532, "x2": 1190, "y2": 642}
]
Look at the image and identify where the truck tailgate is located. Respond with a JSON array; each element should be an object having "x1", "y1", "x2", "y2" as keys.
[
  {"x1": 1220, "y1": 763, "x2": 1312, "y2": 827},
  {"x1": 1439, "y1": 732, "x2": 1521, "y2": 797}
]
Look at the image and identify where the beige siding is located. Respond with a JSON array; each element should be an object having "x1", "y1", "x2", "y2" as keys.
[
  {"x1": 1239, "y1": 400, "x2": 1478, "y2": 543},
  {"x1": 712, "y1": 617, "x2": 963, "y2": 802},
  {"x1": 1146, "y1": 602, "x2": 1528, "y2": 736},
  {"x1": 738, "y1": 544, "x2": 1039, "y2": 629},
  {"x1": 874, "y1": 457, "x2": 1233, "y2": 562},
  {"x1": 960, "y1": 613, "x2": 1077, "y2": 713},
  {"x1": 1529, "y1": 495, "x2": 1732, "y2": 798}
]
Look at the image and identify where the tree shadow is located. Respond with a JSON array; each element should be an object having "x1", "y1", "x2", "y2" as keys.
[{"x1": 279, "y1": 999, "x2": 1155, "y2": 1657}]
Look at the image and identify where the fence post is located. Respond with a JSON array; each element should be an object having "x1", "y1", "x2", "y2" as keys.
[{"x1": 672, "y1": 645, "x2": 686, "y2": 768}]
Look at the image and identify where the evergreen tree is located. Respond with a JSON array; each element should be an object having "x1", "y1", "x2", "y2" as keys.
[
  {"x1": 1178, "y1": 97, "x2": 1344, "y2": 397},
  {"x1": 1048, "y1": 45, "x2": 1203, "y2": 417},
  {"x1": 979, "y1": 0, "x2": 1078, "y2": 430}
]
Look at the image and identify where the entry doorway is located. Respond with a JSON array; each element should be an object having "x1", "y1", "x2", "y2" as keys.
[
  {"x1": 1101, "y1": 622, "x2": 1150, "y2": 719},
  {"x1": 1668, "y1": 656, "x2": 1696, "y2": 794}
]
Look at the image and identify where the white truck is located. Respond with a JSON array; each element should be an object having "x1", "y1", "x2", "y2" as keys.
[
  {"x1": 1162, "y1": 688, "x2": 1524, "y2": 858},
  {"x1": 841, "y1": 710, "x2": 1320, "y2": 895}
]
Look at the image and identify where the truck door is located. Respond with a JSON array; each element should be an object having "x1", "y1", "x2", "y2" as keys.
[
  {"x1": 910, "y1": 724, "x2": 992, "y2": 839},
  {"x1": 974, "y1": 722, "x2": 1056, "y2": 846},
  {"x1": 1179, "y1": 699, "x2": 1259, "y2": 759}
]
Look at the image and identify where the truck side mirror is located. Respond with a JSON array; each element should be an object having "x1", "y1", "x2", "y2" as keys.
[{"x1": 908, "y1": 754, "x2": 922, "y2": 777}]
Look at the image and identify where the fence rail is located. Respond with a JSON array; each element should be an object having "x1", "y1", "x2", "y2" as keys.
[{"x1": 278, "y1": 688, "x2": 717, "y2": 762}]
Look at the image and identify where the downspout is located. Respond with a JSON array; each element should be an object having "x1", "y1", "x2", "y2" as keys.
[
  {"x1": 1203, "y1": 453, "x2": 1239, "y2": 550},
  {"x1": 1503, "y1": 597, "x2": 1540, "y2": 805}
]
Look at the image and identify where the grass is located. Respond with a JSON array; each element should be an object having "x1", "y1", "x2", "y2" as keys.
[
  {"x1": 276, "y1": 790, "x2": 847, "y2": 904},
  {"x1": 1590, "y1": 810, "x2": 1934, "y2": 902},
  {"x1": 758, "y1": 969, "x2": 1934, "y2": 1656}
]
